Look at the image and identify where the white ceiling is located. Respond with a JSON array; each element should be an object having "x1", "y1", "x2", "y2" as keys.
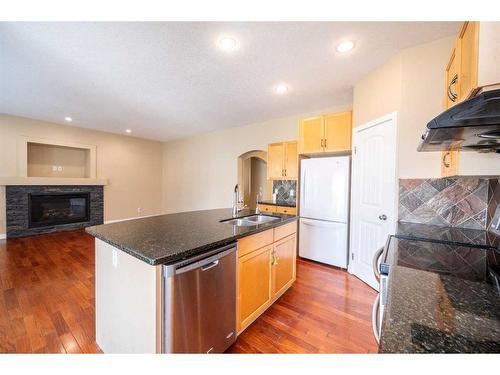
[{"x1": 0, "y1": 22, "x2": 460, "y2": 141}]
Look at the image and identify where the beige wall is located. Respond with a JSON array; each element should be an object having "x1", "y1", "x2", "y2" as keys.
[
  {"x1": 352, "y1": 53, "x2": 402, "y2": 128},
  {"x1": 27, "y1": 143, "x2": 90, "y2": 178},
  {"x1": 353, "y1": 36, "x2": 500, "y2": 178},
  {"x1": 162, "y1": 105, "x2": 351, "y2": 213},
  {"x1": 0, "y1": 114, "x2": 164, "y2": 234}
]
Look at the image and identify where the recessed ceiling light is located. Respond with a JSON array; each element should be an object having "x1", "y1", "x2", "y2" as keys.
[
  {"x1": 64, "y1": 116, "x2": 72, "y2": 122},
  {"x1": 218, "y1": 36, "x2": 238, "y2": 51},
  {"x1": 125, "y1": 129, "x2": 132, "y2": 134},
  {"x1": 274, "y1": 84, "x2": 289, "y2": 95},
  {"x1": 336, "y1": 40, "x2": 355, "y2": 53}
]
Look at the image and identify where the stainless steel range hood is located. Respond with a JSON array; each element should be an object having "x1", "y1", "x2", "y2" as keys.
[{"x1": 418, "y1": 86, "x2": 500, "y2": 153}]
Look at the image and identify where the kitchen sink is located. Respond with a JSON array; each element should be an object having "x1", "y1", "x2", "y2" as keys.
[
  {"x1": 221, "y1": 214, "x2": 280, "y2": 226},
  {"x1": 243, "y1": 214, "x2": 280, "y2": 223}
]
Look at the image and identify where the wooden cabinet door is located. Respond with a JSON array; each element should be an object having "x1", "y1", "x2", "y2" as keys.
[
  {"x1": 441, "y1": 150, "x2": 460, "y2": 177},
  {"x1": 237, "y1": 245, "x2": 272, "y2": 332},
  {"x1": 267, "y1": 143, "x2": 285, "y2": 179},
  {"x1": 458, "y1": 21, "x2": 479, "y2": 101},
  {"x1": 299, "y1": 116, "x2": 324, "y2": 154},
  {"x1": 284, "y1": 141, "x2": 298, "y2": 179},
  {"x1": 271, "y1": 234, "x2": 296, "y2": 299},
  {"x1": 324, "y1": 111, "x2": 352, "y2": 152},
  {"x1": 444, "y1": 43, "x2": 461, "y2": 110}
]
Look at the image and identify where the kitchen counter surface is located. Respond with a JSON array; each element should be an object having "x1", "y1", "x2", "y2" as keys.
[
  {"x1": 258, "y1": 199, "x2": 296, "y2": 207},
  {"x1": 395, "y1": 222, "x2": 499, "y2": 250},
  {"x1": 379, "y1": 235, "x2": 500, "y2": 353},
  {"x1": 86, "y1": 208, "x2": 297, "y2": 266}
]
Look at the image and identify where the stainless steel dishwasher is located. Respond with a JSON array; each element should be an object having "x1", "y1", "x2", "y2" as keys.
[{"x1": 162, "y1": 243, "x2": 237, "y2": 353}]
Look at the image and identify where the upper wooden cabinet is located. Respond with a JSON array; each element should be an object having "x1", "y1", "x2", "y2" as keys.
[
  {"x1": 441, "y1": 22, "x2": 480, "y2": 177},
  {"x1": 267, "y1": 141, "x2": 298, "y2": 180},
  {"x1": 459, "y1": 22, "x2": 479, "y2": 101},
  {"x1": 445, "y1": 22, "x2": 479, "y2": 109},
  {"x1": 324, "y1": 112, "x2": 352, "y2": 152},
  {"x1": 298, "y1": 116, "x2": 323, "y2": 154},
  {"x1": 299, "y1": 111, "x2": 352, "y2": 155}
]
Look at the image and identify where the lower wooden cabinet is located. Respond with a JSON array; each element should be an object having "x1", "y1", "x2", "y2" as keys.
[
  {"x1": 237, "y1": 222, "x2": 297, "y2": 333},
  {"x1": 237, "y1": 245, "x2": 272, "y2": 331},
  {"x1": 271, "y1": 234, "x2": 296, "y2": 298}
]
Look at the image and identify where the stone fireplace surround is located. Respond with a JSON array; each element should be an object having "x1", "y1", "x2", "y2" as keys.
[{"x1": 6, "y1": 185, "x2": 103, "y2": 238}]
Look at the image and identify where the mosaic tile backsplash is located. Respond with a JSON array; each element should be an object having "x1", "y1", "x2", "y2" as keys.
[
  {"x1": 399, "y1": 177, "x2": 500, "y2": 230},
  {"x1": 272, "y1": 180, "x2": 297, "y2": 205}
]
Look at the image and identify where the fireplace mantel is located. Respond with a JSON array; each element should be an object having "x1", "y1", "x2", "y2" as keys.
[{"x1": 0, "y1": 176, "x2": 108, "y2": 186}]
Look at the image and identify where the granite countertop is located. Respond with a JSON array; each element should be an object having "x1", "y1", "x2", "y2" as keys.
[
  {"x1": 86, "y1": 208, "x2": 297, "y2": 266},
  {"x1": 258, "y1": 199, "x2": 296, "y2": 208},
  {"x1": 379, "y1": 235, "x2": 500, "y2": 353},
  {"x1": 395, "y1": 222, "x2": 499, "y2": 250}
]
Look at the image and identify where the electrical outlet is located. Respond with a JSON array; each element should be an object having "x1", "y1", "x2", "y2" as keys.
[
  {"x1": 137, "y1": 207, "x2": 142, "y2": 214},
  {"x1": 112, "y1": 249, "x2": 118, "y2": 268},
  {"x1": 57, "y1": 166, "x2": 63, "y2": 172},
  {"x1": 52, "y1": 165, "x2": 57, "y2": 172}
]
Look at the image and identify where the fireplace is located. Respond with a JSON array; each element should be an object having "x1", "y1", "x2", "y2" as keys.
[
  {"x1": 6, "y1": 185, "x2": 103, "y2": 238},
  {"x1": 29, "y1": 193, "x2": 90, "y2": 228}
]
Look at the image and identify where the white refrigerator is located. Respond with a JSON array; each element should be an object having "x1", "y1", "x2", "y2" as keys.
[{"x1": 299, "y1": 156, "x2": 349, "y2": 268}]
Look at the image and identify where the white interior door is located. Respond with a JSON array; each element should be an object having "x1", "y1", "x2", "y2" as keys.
[{"x1": 349, "y1": 113, "x2": 397, "y2": 290}]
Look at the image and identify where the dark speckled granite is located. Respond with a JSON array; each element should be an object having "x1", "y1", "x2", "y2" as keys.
[
  {"x1": 395, "y1": 222, "x2": 498, "y2": 250},
  {"x1": 86, "y1": 208, "x2": 297, "y2": 266},
  {"x1": 379, "y1": 236, "x2": 500, "y2": 353}
]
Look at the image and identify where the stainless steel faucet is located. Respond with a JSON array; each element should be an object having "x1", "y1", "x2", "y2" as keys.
[
  {"x1": 232, "y1": 184, "x2": 247, "y2": 216},
  {"x1": 233, "y1": 184, "x2": 240, "y2": 216}
]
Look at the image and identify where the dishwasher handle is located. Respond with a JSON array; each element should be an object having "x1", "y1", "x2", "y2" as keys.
[
  {"x1": 201, "y1": 260, "x2": 219, "y2": 271},
  {"x1": 164, "y1": 244, "x2": 235, "y2": 277}
]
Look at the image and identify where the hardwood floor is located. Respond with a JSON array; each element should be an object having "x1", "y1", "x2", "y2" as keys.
[
  {"x1": 0, "y1": 230, "x2": 378, "y2": 354},
  {"x1": 227, "y1": 259, "x2": 378, "y2": 353},
  {"x1": 0, "y1": 230, "x2": 100, "y2": 353}
]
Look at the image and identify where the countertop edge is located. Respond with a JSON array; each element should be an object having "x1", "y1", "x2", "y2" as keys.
[{"x1": 86, "y1": 215, "x2": 298, "y2": 266}]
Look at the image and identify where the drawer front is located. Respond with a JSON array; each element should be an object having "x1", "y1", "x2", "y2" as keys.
[
  {"x1": 275, "y1": 206, "x2": 297, "y2": 215},
  {"x1": 237, "y1": 229, "x2": 274, "y2": 258},
  {"x1": 258, "y1": 204, "x2": 275, "y2": 213},
  {"x1": 274, "y1": 221, "x2": 297, "y2": 242}
]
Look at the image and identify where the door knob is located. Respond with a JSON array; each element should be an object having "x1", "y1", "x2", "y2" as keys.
[{"x1": 378, "y1": 214, "x2": 387, "y2": 221}]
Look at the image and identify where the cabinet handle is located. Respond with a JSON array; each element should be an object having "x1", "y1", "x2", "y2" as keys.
[
  {"x1": 321, "y1": 139, "x2": 324, "y2": 148},
  {"x1": 442, "y1": 151, "x2": 451, "y2": 168},
  {"x1": 447, "y1": 74, "x2": 458, "y2": 102},
  {"x1": 324, "y1": 139, "x2": 327, "y2": 148}
]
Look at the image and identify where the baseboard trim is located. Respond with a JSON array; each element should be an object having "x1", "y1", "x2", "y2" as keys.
[
  {"x1": 0, "y1": 234, "x2": 5, "y2": 240},
  {"x1": 104, "y1": 213, "x2": 165, "y2": 224}
]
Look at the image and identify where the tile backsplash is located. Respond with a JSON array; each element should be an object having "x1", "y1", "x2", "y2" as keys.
[
  {"x1": 272, "y1": 180, "x2": 297, "y2": 205},
  {"x1": 399, "y1": 177, "x2": 500, "y2": 230}
]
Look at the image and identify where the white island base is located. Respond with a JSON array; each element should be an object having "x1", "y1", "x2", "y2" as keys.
[{"x1": 95, "y1": 239, "x2": 162, "y2": 353}]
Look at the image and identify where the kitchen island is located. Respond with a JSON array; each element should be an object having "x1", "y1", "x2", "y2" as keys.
[{"x1": 86, "y1": 208, "x2": 298, "y2": 353}]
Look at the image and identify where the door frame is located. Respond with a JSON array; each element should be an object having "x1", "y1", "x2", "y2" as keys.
[{"x1": 347, "y1": 112, "x2": 398, "y2": 281}]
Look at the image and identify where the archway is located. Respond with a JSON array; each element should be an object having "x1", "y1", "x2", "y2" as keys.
[{"x1": 237, "y1": 150, "x2": 270, "y2": 210}]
